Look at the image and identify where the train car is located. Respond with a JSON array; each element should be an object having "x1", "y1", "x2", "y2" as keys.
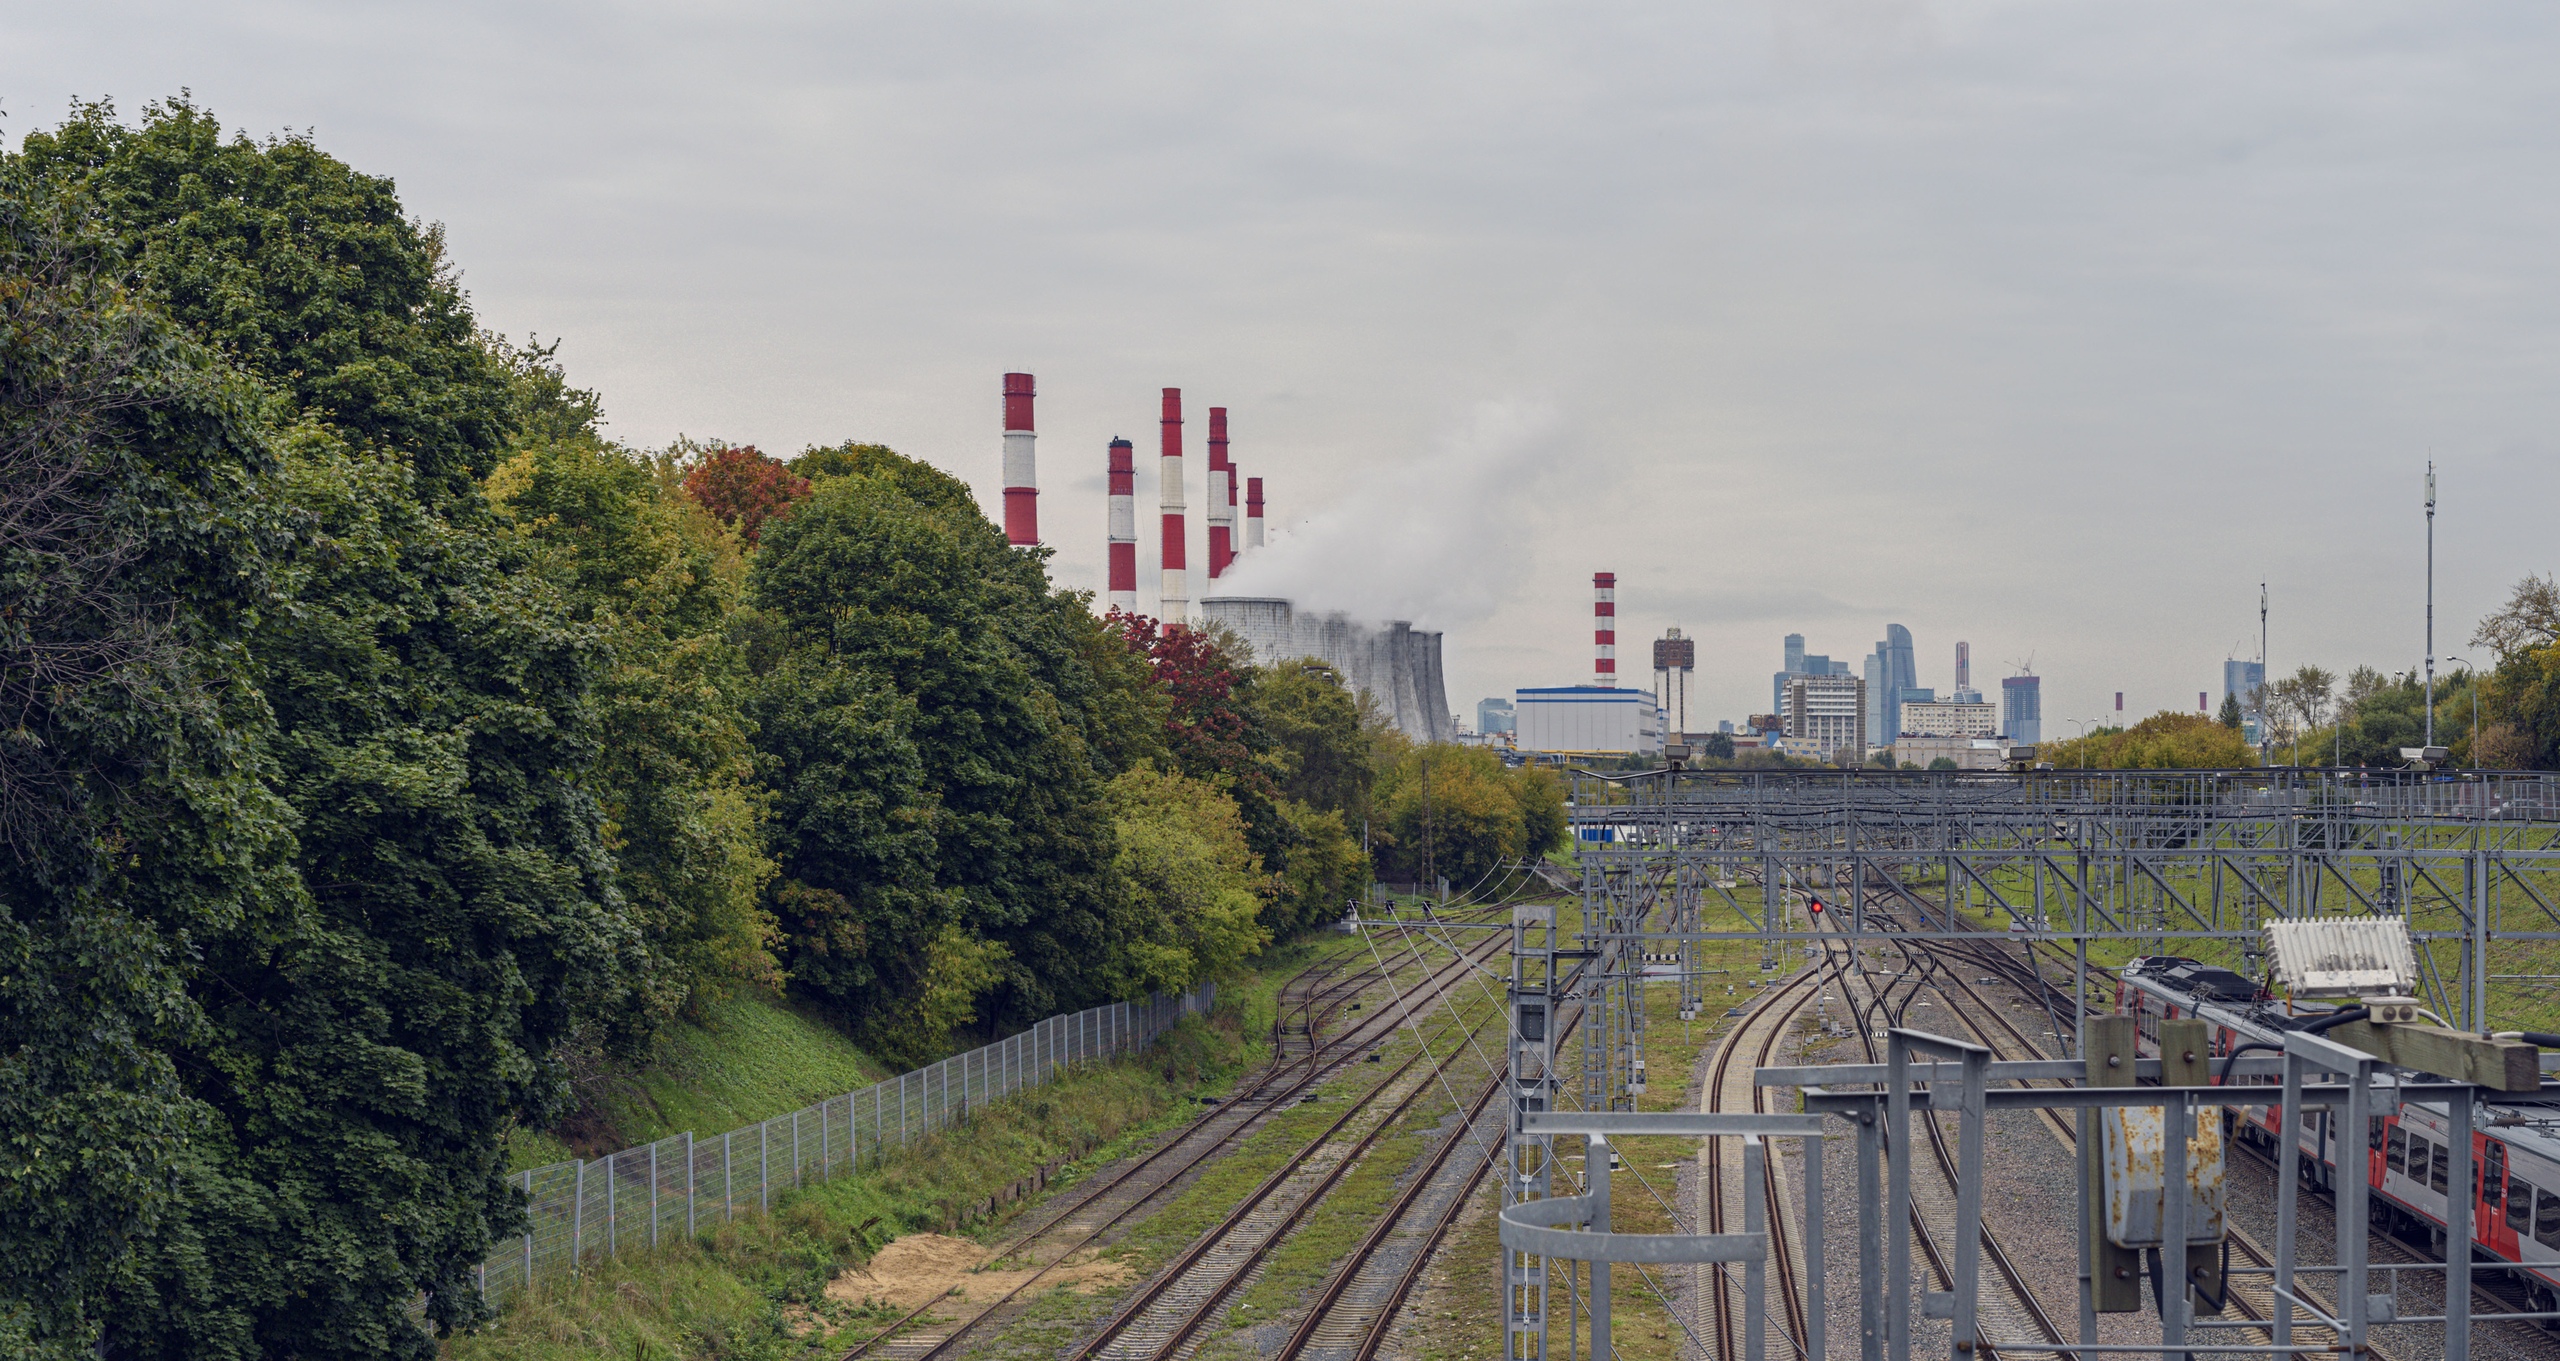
[{"x1": 2116, "y1": 955, "x2": 2560, "y2": 1317}]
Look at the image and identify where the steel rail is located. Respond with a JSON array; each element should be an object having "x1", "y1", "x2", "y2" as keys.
[
  {"x1": 1066, "y1": 959, "x2": 1513, "y2": 1360},
  {"x1": 835, "y1": 918, "x2": 1507, "y2": 1361}
]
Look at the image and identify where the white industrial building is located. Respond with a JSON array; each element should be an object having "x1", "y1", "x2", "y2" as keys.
[
  {"x1": 1514, "y1": 686, "x2": 1663, "y2": 756},
  {"x1": 1898, "y1": 698, "x2": 1998, "y2": 739},
  {"x1": 1893, "y1": 735, "x2": 2012, "y2": 770}
]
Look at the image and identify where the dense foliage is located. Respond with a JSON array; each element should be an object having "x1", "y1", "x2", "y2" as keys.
[
  {"x1": 0, "y1": 99, "x2": 1410, "y2": 1358},
  {"x1": 2033, "y1": 711, "x2": 2262, "y2": 770}
]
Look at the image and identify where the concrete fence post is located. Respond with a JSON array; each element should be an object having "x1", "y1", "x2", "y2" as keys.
[
  {"x1": 759, "y1": 1122, "x2": 769, "y2": 1213},
  {"x1": 606, "y1": 1153, "x2": 618, "y2": 1257},
  {"x1": 521, "y1": 1169, "x2": 535, "y2": 1289},
  {"x1": 648, "y1": 1142, "x2": 659, "y2": 1251},
  {"x1": 685, "y1": 1131, "x2": 696, "y2": 1241}
]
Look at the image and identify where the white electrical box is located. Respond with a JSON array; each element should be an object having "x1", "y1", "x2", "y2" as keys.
[
  {"x1": 2101, "y1": 1103, "x2": 2227, "y2": 1249},
  {"x1": 2263, "y1": 918, "x2": 2419, "y2": 998}
]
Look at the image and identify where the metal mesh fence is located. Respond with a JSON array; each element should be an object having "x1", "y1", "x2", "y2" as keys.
[{"x1": 473, "y1": 983, "x2": 1215, "y2": 1310}]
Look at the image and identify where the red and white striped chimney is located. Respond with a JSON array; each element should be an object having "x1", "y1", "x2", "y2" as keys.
[
  {"x1": 1159, "y1": 389, "x2": 1188, "y2": 619},
  {"x1": 1245, "y1": 476, "x2": 1264, "y2": 551},
  {"x1": 1106, "y1": 438, "x2": 1137, "y2": 613},
  {"x1": 1205, "y1": 407, "x2": 1232, "y2": 580},
  {"x1": 1001, "y1": 373, "x2": 1037, "y2": 547},
  {"x1": 1593, "y1": 572, "x2": 1617, "y2": 688}
]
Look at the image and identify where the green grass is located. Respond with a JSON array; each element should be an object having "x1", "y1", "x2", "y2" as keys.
[
  {"x1": 449, "y1": 1001, "x2": 1259, "y2": 1361},
  {"x1": 523, "y1": 992, "x2": 892, "y2": 1169}
]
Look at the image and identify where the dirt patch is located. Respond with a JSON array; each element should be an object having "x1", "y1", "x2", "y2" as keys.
[{"x1": 827, "y1": 1233, "x2": 1133, "y2": 1312}]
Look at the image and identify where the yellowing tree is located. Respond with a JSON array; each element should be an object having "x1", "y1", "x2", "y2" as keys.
[
  {"x1": 2037, "y1": 711, "x2": 2260, "y2": 769},
  {"x1": 1105, "y1": 764, "x2": 1273, "y2": 994}
]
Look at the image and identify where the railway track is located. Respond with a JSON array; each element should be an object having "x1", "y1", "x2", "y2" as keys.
[
  {"x1": 1803, "y1": 913, "x2": 2071, "y2": 1359},
  {"x1": 1878, "y1": 877, "x2": 2560, "y2": 1351},
  {"x1": 1268, "y1": 914, "x2": 1553, "y2": 1361},
  {"x1": 836, "y1": 915, "x2": 1509, "y2": 1361},
  {"x1": 1700, "y1": 956, "x2": 1824, "y2": 1361},
  {"x1": 1860, "y1": 886, "x2": 2399, "y2": 1359},
  {"x1": 1069, "y1": 911, "x2": 1528, "y2": 1360}
]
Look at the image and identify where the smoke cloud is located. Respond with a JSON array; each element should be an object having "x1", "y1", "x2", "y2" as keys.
[{"x1": 1210, "y1": 400, "x2": 1567, "y2": 629}]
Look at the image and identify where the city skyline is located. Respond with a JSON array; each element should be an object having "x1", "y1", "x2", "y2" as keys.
[{"x1": 23, "y1": 6, "x2": 2551, "y2": 736}]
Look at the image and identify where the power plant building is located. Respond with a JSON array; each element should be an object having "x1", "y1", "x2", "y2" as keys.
[
  {"x1": 1202, "y1": 597, "x2": 1454, "y2": 743},
  {"x1": 1514, "y1": 687, "x2": 1663, "y2": 756}
]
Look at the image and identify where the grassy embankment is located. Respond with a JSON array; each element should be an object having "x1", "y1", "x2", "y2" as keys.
[
  {"x1": 449, "y1": 929, "x2": 1382, "y2": 1361},
  {"x1": 506, "y1": 992, "x2": 895, "y2": 1171}
]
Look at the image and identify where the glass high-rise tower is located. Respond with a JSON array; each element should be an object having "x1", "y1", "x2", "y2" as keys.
[{"x1": 2002, "y1": 674, "x2": 2042, "y2": 746}]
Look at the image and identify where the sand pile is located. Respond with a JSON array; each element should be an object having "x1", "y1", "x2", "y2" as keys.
[{"x1": 827, "y1": 1233, "x2": 1131, "y2": 1311}]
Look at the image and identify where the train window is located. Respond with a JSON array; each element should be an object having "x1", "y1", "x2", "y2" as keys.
[
  {"x1": 2431, "y1": 1139, "x2": 2451, "y2": 1194},
  {"x1": 2511, "y1": 1171, "x2": 2535, "y2": 1233},
  {"x1": 2388, "y1": 1127, "x2": 2409, "y2": 1175},
  {"x1": 2540, "y1": 1188, "x2": 2560, "y2": 1250}
]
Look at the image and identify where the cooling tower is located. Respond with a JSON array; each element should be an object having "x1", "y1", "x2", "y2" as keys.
[{"x1": 1201, "y1": 597, "x2": 1453, "y2": 743}]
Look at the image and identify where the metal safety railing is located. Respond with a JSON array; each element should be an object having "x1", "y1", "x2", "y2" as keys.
[{"x1": 471, "y1": 983, "x2": 1216, "y2": 1311}]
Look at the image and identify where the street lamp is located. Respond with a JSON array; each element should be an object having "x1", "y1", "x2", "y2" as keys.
[
  {"x1": 2068, "y1": 717, "x2": 2101, "y2": 769},
  {"x1": 2445, "y1": 654, "x2": 2482, "y2": 766}
]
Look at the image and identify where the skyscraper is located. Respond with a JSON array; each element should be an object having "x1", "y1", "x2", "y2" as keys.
[
  {"x1": 2002, "y1": 674, "x2": 2042, "y2": 746},
  {"x1": 1784, "y1": 633, "x2": 1805, "y2": 676},
  {"x1": 1881, "y1": 624, "x2": 1917, "y2": 737}
]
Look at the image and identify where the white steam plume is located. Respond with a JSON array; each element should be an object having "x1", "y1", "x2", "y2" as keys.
[{"x1": 1212, "y1": 400, "x2": 1566, "y2": 626}]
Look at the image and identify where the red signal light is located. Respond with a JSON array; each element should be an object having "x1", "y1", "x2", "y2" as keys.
[{"x1": 1807, "y1": 898, "x2": 1825, "y2": 914}]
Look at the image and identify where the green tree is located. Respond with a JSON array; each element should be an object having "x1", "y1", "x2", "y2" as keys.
[
  {"x1": 1250, "y1": 658, "x2": 1373, "y2": 816},
  {"x1": 2217, "y1": 691, "x2": 2243, "y2": 730},
  {"x1": 747, "y1": 449, "x2": 1148, "y2": 1057},
  {"x1": 487, "y1": 434, "x2": 779, "y2": 1025},
  {"x1": 0, "y1": 175, "x2": 299, "y2": 1359},
  {"x1": 1370, "y1": 745, "x2": 1564, "y2": 893},
  {"x1": 1104, "y1": 764, "x2": 1272, "y2": 992},
  {"x1": 14, "y1": 100, "x2": 633, "y2": 1357},
  {"x1": 2473, "y1": 575, "x2": 2560, "y2": 769}
]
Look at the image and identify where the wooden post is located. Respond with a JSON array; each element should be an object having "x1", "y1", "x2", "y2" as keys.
[{"x1": 2086, "y1": 1014, "x2": 2143, "y2": 1311}]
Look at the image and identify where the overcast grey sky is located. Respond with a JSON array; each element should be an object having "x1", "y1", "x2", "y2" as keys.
[{"x1": 13, "y1": 2, "x2": 2557, "y2": 730}]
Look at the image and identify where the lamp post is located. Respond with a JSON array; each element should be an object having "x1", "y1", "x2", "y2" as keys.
[{"x1": 2068, "y1": 717, "x2": 2100, "y2": 769}]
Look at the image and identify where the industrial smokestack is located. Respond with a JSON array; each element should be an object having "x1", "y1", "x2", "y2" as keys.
[
  {"x1": 1245, "y1": 476, "x2": 1264, "y2": 551},
  {"x1": 1001, "y1": 373, "x2": 1037, "y2": 547},
  {"x1": 1205, "y1": 407, "x2": 1231, "y2": 580},
  {"x1": 1159, "y1": 389, "x2": 1188, "y2": 620},
  {"x1": 1593, "y1": 572, "x2": 1616, "y2": 688},
  {"x1": 1106, "y1": 438, "x2": 1137, "y2": 614},
  {"x1": 1223, "y1": 443, "x2": 1239, "y2": 572}
]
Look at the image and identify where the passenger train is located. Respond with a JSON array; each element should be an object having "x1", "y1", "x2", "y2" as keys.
[{"x1": 2116, "y1": 955, "x2": 2560, "y2": 1317}]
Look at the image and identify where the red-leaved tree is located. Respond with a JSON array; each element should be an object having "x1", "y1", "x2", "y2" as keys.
[
  {"x1": 1109, "y1": 609, "x2": 1261, "y2": 783},
  {"x1": 681, "y1": 444, "x2": 809, "y2": 543}
]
